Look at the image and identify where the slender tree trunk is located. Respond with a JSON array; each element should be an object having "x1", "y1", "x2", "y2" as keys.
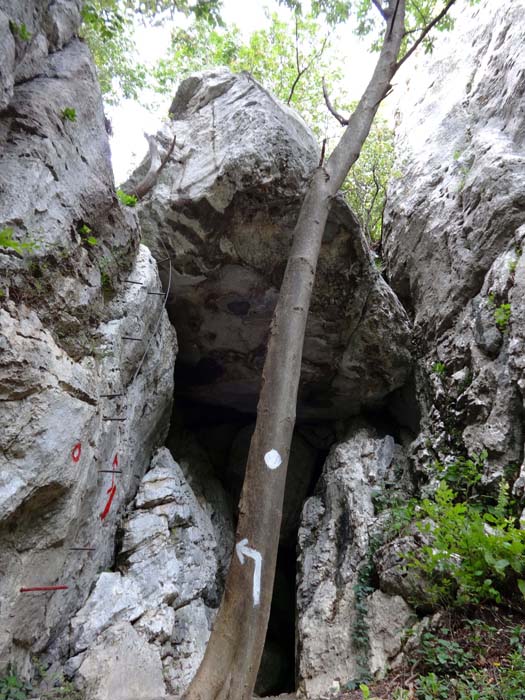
[{"x1": 183, "y1": 3, "x2": 405, "y2": 699}]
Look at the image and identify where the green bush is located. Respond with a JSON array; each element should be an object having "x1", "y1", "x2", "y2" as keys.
[
  {"x1": 435, "y1": 450, "x2": 486, "y2": 499},
  {"x1": 420, "y1": 631, "x2": 474, "y2": 673},
  {"x1": 409, "y1": 480, "x2": 525, "y2": 606},
  {"x1": 431, "y1": 361, "x2": 446, "y2": 376},
  {"x1": 9, "y1": 21, "x2": 31, "y2": 41},
  {"x1": 416, "y1": 672, "x2": 449, "y2": 700},
  {"x1": 61, "y1": 107, "x2": 77, "y2": 122},
  {"x1": 116, "y1": 188, "x2": 137, "y2": 207},
  {"x1": 0, "y1": 227, "x2": 38, "y2": 254},
  {"x1": 0, "y1": 667, "x2": 31, "y2": 700},
  {"x1": 494, "y1": 303, "x2": 511, "y2": 332}
]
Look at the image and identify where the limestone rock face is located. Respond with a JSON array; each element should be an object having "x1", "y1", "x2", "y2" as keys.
[
  {"x1": 384, "y1": 0, "x2": 525, "y2": 339},
  {"x1": 0, "y1": 0, "x2": 82, "y2": 111},
  {"x1": 0, "y1": 0, "x2": 177, "y2": 674},
  {"x1": 131, "y1": 68, "x2": 412, "y2": 420},
  {"x1": 366, "y1": 591, "x2": 416, "y2": 678},
  {"x1": 383, "y1": 0, "x2": 525, "y2": 483},
  {"x1": 0, "y1": 246, "x2": 176, "y2": 671},
  {"x1": 296, "y1": 426, "x2": 415, "y2": 698},
  {"x1": 70, "y1": 448, "x2": 233, "y2": 698},
  {"x1": 76, "y1": 622, "x2": 167, "y2": 700}
]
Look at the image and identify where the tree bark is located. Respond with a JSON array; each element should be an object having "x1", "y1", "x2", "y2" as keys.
[{"x1": 182, "y1": 3, "x2": 405, "y2": 699}]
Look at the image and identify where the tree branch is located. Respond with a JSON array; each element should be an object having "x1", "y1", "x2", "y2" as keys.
[
  {"x1": 287, "y1": 27, "x2": 329, "y2": 105},
  {"x1": 287, "y1": 68, "x2": 307, "y2": 105},
  {"x1": 372, "y1": 0, "x2": 388, "y2": 20},
  {"x1": 322, "y1": 77, "x2": 348, "y2": 126},
  {"x1": 396, "y1": 0, "x2": 457, "y2": 69}
]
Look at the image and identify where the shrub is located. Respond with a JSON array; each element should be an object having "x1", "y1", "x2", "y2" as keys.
[
  {"x1": 61, "y1": 107, "x2": 77, "y2": 122},
  {"x1": 409, "y1": 480, "x2": 525, "y2": 606},
  {"x1": 116, "y1": 188, "x2": 138, "y2": 207}
]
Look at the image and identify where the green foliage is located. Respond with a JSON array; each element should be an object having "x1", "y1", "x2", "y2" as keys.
[
  {"x1": 392, "y1": 690, "x2": 410, "y2": 700},
  {"x1": 431, "y1": 361, "x2": 446, "y2": 376},
  {"x1": 414, "y1": 647, "x2": 525, "y2": 700},
  {"x1": 420, "y1": 631, "x2": 474, "y2": 673},
  {"x1": 120, "y1": 0, "x2": 222, "y2": 23},
  {"x1": 78, "y1": 223, "x2": 98, "y2": 246},
  {"x1": 0, "y1": 227, "x2": 38, "y2": 254},
  {"x1": 154, "y1": 11, "x2": 338, "y2": 137},
  {"x1": 435, "y1": 450, "x2": 486, "y2": 499},
  {"x1": 61, "y1": 107, "x2": 77, "y2": 122},
  {"x1": 349, "y1": 550, "x2": 378, "y2": 687},
  {"x1": 416, "y1": 672, "x2": 450, "y2": 700},
  {"x1": 80, "y1": 0, "x2": 220, "y2": 104},
  {"x1": 31, "y1": 658, "x2": 83, "y2": 700},
  {"x1": 494, "y1": 303, "x2": 511, "y2": 332},
  {"x1": 359, "y1": 683, "x2": 371, "y2": 699},
  {"x1": 98, "y1": 256, "x2": 115, "y2": 298},
  {"x1": 409, "y1": 480, "x2": 525, "y2": 606},
  {"x1": 0, "y1": 667, "x2": 31, "y2": 700},
  {"x1": 80, "y1": 1, "x2": 148, "y2": 104},
  {"x1": 116, "y1": 188, "x2": 138, "y2": 206},
  {"x1": 9, "y1": 21, "x2": 32, "y2": 41},
  {"x1": 283, "y1": 0, "x2": 481, "y2": 55}
]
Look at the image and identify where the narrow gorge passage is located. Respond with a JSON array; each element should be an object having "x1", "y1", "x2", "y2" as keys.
[{"x1": 167, "y1": 395, "x2": 333, "y2": 696}]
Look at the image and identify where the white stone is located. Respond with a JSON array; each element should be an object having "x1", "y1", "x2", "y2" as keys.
[
  {"x1": 296, "y1": 426, "x2": 413, "y2": 698},
  {"x1": 135, "y1": 606, "x2": 175, "y2": 644},
  {"x1": 366, "y1": 591, "x2": 417, "y2": 678},
  {"x1": 76, "y1": 622, "x2": 166, "y2": 700}
]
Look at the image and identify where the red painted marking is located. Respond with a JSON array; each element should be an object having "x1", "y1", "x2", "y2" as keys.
[
  {"x1": 71, "y1": 443, "x2": 82, "y2": 462},
  {"x1": 100, "y1": 484, "x2": 117, "y2": 521},
  {"x1": 20, "y1": 586, "x2": 68, "y2": 592},
  {"x1": 112, "y1": 454, "x2": 118, "y2": 468}
]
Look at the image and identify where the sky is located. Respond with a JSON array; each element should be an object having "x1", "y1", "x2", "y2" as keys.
[{"x1": 108, "y1": 0, "x2": 376, "y2": 183}]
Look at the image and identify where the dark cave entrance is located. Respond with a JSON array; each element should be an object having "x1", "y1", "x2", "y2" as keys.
[
  {"x1": 167, "y1": 396, "x2": 332, "y2": 696},
  {"x1": 167, "y1": 356, "x2": 419, "y2": 695}
]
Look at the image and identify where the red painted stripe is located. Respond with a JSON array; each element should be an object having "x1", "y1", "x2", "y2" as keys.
[{"x1": 20, "y1": 586, "x2": 68, "y2": 592}]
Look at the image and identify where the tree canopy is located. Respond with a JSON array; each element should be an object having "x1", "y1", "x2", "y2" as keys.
[{"x1": 82, "y1": 0, "x2": 402, "y2": 241}]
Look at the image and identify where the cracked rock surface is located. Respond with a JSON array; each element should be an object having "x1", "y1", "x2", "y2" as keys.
[
  {"x1": 0, "y1": 0, "x2": 177, "y2": 673},
  {"x1": 296, "y1": 425, "x2": 416, "y2": 698},
  {"x1": 71, "y1": 448, "x2": 233, "y2": 699},
  {"x1": 384, "y1": 0, "x2": 525, "y2": 484}
]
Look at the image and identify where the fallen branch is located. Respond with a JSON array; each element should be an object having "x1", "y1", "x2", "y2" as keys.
[{"x1": 130, "y1": 132, "x2": 177, "y2": 200}]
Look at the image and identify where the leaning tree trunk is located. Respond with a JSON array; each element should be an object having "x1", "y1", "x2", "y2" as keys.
[{"x1": 183, "y1": 3, "x2": 406, "y2": 699}]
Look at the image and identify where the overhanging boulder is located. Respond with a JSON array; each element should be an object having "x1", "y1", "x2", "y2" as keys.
[{"x1": 130, "y1": 69, "x2": 412, "y2": 419}]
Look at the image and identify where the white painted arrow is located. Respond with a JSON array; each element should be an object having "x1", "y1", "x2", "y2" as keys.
[{"x1": 236, "y1": 538, "x2": 262, "y2": 607}]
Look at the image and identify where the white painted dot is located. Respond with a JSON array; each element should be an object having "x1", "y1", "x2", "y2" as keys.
[{"x1": 264, "y1": 449, "x2": 282, "y2": 470}]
